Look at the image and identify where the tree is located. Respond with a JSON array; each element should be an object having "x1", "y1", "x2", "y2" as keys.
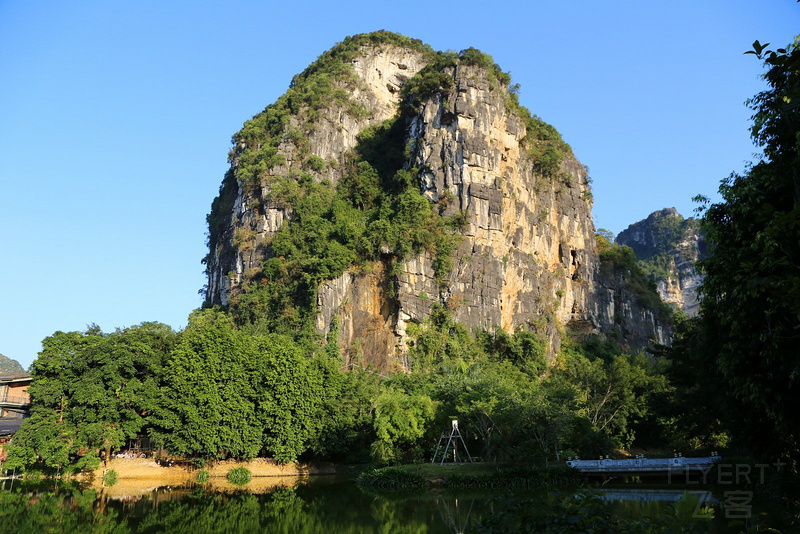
[
  {"x1": 370, "y1": 388, "x2": 434, "y2": 465},
  {"x1": 151, "y1": 309, "x2": 327, "y2": 463},
  {"x1": 696, "y1": 38, "x2": 800, "y2": 469},
  {"x1": 251, "y1": 334, "x2": 326, "y2": 463},
  {"x1": 151, "y1": 310, "x2": 263, "y2": 460},
  {"x1": 6, "y1": 323, "x2": 175, "y2": 471}
]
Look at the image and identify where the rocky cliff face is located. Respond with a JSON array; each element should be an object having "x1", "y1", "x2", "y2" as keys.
[
  {"x1": 205, "y1": 33, "x2": 672, "y2": 372},
  {"x1": 617, "y1": 208, "x2": 706, "y2": 316}
]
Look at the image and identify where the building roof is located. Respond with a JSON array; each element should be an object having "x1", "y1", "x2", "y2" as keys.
[
  {"x1": 0, "y1": 418, "x2": 24, "y2": 436},
  {"x1": 0, "y1": 373, "x2": 31, "y2": 383}
]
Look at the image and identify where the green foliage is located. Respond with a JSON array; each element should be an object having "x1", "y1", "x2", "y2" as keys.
[
  {"x1": 523, "y1": 114, "x2": 572, "y2": 178},
  {"x1": 407, "y1": 304, "x2": 483, "y2": 372},
  {"x1": 312, "y1": 368, "x2": 379, "y2": 463},
  {"x1": 647, "y1": 316, "x2": 731, "y2": 450},
  {"x1": 398, "y1": 305, "x2": 671, "y2": 461},
  {"x1": 151, "y1": 309, "x2": 326, "y2": 463},
  {"x1": 228, "y1": 115, "x2": 466, "y2": 335},
  {"x1": 370, "y1": 388, "x2": 435, "y2": 465},
  {"x1": 554, "y1": 339, "x2": 669, "y2": 449},
  {"x1": 11, "y1": 305, "x2": 673, "y2": 472},
  {"x1": 150, "y1": 310, "x2": 264, "y2": 460},
  {"x1": 693, "y1": 39, "x2": 800, "y2": 470},
  {"x1": 102, "y1": 469, "x2": 118, "y2": 487},
  {"x1": 400, "y1": 52, "x2": 457, "y2": 107},
  {"x1": 356, "y1": 466, "x2": 428, "y2": 489},
  {"x1": 226, "y1": 467, "x2": 252, "y2": 486},
  {"x1": 5, "y1": 322, "x2": 177, "y2": 471},
  {"x1": 306, "y1": 155, "x2": 325, "y2": 172},
  {"x1": 196, "y1": 469, "x2": 210, "y2": 483}
]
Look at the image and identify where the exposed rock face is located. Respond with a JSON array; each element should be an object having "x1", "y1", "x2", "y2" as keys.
[
  {"x1": 617, "y1": 208, "x2": 707, "y2": 317},
  {"x1": 393, "y1": 64, "x2": 599, "y2": 354},
  {"x1": 594, "y1": 261, "x2": 672, "y2": 347},
  {"x1": 316, "y1": 262, "x2": 403, "y2": 372},
  {"x1": 205, "y1": 36, "x2": 673, "y2": 372}
]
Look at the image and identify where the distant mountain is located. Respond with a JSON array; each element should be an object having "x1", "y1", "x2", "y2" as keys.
[
  {"x1": 617, "y1": 208, "x2": 707, "y2": 317},
  {"x1": 0, "y1": 353, "x2": 25, "y2": 373}
]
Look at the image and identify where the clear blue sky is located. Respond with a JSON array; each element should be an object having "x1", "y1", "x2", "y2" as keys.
[{"x1": 1, "y1": 1, "x2": 797, "y2": 369}]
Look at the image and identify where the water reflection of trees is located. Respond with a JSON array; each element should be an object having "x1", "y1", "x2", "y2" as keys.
[
  {"x1": 0, "y1": 483, "x2": 728, "y2": 533},
  {"x1": 0, "y1": 483, "x2": 452, "y2": 533},
  {"x1": 0, "y1": 487, "x2": 128, "y2": 534}
]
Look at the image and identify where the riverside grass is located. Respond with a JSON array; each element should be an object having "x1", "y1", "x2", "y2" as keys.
[
  {"x1": 102, "y1": 469, "x2": 118, "y2": 487},
  {"x1": 356, "y1": 463, "x2": 581, "y2": 490},
  {"x1": 226, "y1": 467, "x2": 252, "y2": 486}
]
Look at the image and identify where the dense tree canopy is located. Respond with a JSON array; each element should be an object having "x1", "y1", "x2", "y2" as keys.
[
  {"x1": 6, "y1": 323, "x2": 176, "y2": 470},
  {"x1": 695, "y1": 38, "x2": 800, "y2": 469}
]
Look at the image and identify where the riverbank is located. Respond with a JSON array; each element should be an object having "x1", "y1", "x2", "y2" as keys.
[
  {"x1": 357, "y1": 463, "x2": 582, "y2": 490},
  {"x1": 80, "y1": 457, "x2": 337, "y2": 488}
]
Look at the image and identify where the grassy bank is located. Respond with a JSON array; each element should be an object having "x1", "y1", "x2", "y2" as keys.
[{"x1": 356, "y1": 463, "x2": 581, "y2": 490}]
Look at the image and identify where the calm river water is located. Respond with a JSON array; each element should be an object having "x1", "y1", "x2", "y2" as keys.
[{"x1": 0, "y1": 476, "x2": 755, "y2": 533}]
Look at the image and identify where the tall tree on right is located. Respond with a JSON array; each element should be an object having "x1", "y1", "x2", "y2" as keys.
[{"x1": 696, "y1": 37, "x2": 800, "y2": 469}]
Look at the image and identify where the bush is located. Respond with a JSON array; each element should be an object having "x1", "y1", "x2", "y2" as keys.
[
  {"x1": 227, "y1": 467, "x2": 252, "y2": 486},
  {"x1": 306, "y1": 155, "x2": 325, "y2": 172},
  {"x1": 196, "y1": 469, "x2": 210, "y2": 483},
  {"x1": 102, "y1": 469, "x2": 118, "y2": 487}
]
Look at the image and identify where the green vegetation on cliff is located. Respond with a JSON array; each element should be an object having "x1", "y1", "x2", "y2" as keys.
[
  {"x1": 616, "y1": 208, "x2": 706, "y2": 284},
  {"x1": 596, "y1": 231, "x2": 674, "y2": 321},
  {"x1": 226, "y1": 116, "x2": 466, "y2": 336},
  {"x1": 0, "y1": 352, "x2": 24, "y2": 373},
  {"x1": 206, "y1": 31, "x2": 573, "y2": 339}
]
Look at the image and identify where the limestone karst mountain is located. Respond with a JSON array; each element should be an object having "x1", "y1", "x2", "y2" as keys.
[
  {"x1": 617, "y1": 208, "x2": 707, "y2": 317},
  {"x1": 0, "y1": 353, "x2": 25, "y2": 373},
  {"x1": 204, "y1": 32, "x2": 671, "y2": 372}
]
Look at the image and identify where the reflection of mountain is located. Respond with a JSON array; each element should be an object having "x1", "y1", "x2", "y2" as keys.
[{"x1": 436, "y1": 497, "x2": 475, "y2": 534}]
